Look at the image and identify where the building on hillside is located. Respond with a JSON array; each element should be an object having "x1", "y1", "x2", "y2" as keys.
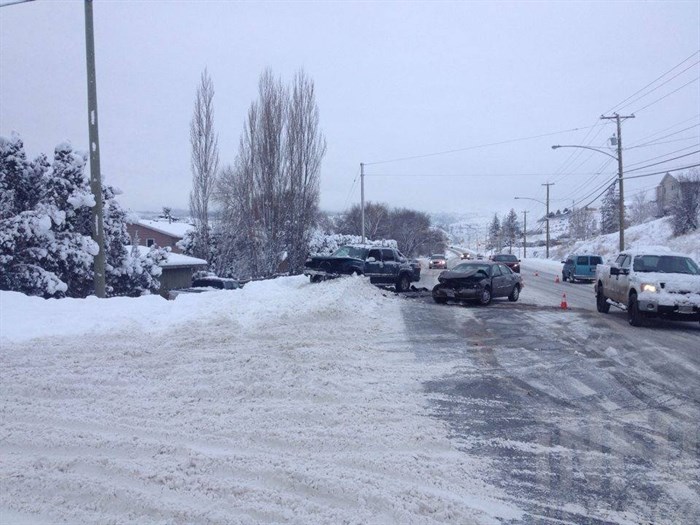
[
  {"x1": 656, "y1": 173, "x2": 680, "y2": 217},
  {"x1": 126, "y1": 219, "x2": 193, "y2": 254}
]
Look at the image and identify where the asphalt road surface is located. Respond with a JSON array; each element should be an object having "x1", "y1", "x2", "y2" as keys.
[{"x1": 402, "y1": 260, "x2": 700, "y2": 524}]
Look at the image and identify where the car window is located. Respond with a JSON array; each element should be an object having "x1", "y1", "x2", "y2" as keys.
[
  {"x1": 381, "y1": 249, "x2": 395, "y2": 261},
  {"x1": 498, "y1": 264, "x2": 512, "y2": 274},
  {"x1": 492, "y1": 265, "x2": 502, "y2": 276},
  {"x1": 615, "y1": 254, "x2": 627, "y2": 266},
  {"x1": 332, "y1": 246, "x2": 367, "y2": 259},
  {"x1": 590, "y1": 256, "x2": 603, "y2": 265},
  {"x1": 368, "y1": 249, "x2": 382, "y2": 260},
  {"x1": 577, "y1": 256, "x2": 588, "y2": 265},
  {"x1": 620, "y1": 255, "x2": 631, "y2": 269}
]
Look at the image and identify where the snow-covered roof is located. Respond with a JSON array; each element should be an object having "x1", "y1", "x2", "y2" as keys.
[
  {"x1": 130, "y1": 219, "x2": 193, "y2": 239},
  {"x1": 134, "y1": 245, "x2": 207, "y2": 268}
]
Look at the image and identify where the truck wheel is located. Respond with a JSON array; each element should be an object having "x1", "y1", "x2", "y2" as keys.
[
  {"x1": 310, "y1": 275, "x2": 323, "y2": 283},
  {"x1": 395, "y1": 274, "x2": 411, "y2": 293},
  {"x1": 596, "y1": 286, "x2": 610, "y2": 313},
  {"x1": 562, "y1": 272, "x2": 567, "y2": 282},
  {"x1": 628, "y1": 292, "x2": 643, "y2": 327}
]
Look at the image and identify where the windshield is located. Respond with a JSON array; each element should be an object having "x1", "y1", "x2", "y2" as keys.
[
  {"x1": 431, "y1": 255, "x2": 445, "y2": 260},
  {"x1": 494, "y1": 254, "x2": 517, "y2": 262},
  {"x1": 453, "y1": 263, "x2": 491, "y2": 275},
  {"x1": 332, "y1": 246, "x2": 368, "y2": 259},
  {"x1": 633, "y1": 255, "x2": 700, "y2": 274}
]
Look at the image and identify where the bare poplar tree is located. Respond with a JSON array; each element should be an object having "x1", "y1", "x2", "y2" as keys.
[
  {"x1": 189, "y1": 68, "x2": 219, "y2": 260},
  {"x1": 284, "y1": 70, "x2": 327, "y2": 273}
]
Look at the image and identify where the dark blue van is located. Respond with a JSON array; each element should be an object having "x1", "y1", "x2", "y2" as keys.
[{"x1": 562, "y1": 254, "x2": 603, "y2": 282}]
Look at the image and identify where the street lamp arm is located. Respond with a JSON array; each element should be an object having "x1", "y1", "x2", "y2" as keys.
[
  {"x1": 551, "y1": 144, "x2": 618, "y2": 161},
  {"x1": 514, "y1": 196, "x2": 546, "y2": 206}
]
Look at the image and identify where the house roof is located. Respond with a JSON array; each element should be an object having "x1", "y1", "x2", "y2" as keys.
[
  {"x1": 133, "y1": 246, "x2": 207, "y2": 268},
  {"x1": 129, "y1": 219, "x2": 193, "y2": 239}
]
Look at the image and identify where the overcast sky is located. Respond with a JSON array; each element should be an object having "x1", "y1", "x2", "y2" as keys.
[{"x1": 1, "y1": 1, "x2": 698, "y2": 222}]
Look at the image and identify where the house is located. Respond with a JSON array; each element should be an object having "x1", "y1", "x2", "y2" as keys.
[
  {"x1": 159, "y1": 251, "x2": 208, "y2": 297},
  {"x1": 126, "y1": 219, "x2": 193, "y2": 254},
  {"x1": 655, "y1": 173, "x2": 680, "y2": 217},
  {"x1": 134, "y1": 246, "x2": 208, "y2": 298}
]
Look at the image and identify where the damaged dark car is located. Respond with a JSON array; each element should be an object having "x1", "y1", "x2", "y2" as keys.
[
  {"x1": 304, "y1": 245, "x2": 420, "y2": 292},
  {"x1": 432, "y1": 261, "x2": 522, "y2": 306}
]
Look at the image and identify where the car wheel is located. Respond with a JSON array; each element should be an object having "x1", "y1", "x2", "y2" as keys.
[
  {"x1": 569, "y1": 272, "x2": 576, "y2": 283},
  {"x1": 596, "y1": 286, "x2": 610, "y2": 313},
  {"x1": 478, "y1": 286, "x2": 492, "y2": 306},
  {"x1": 395, "y1": 274, "x2": 411, "y2": 293},
  {"x1": 562, "y1": 272, "x2": 567, "y2": 282},
  {"x1": 432, "y1": 284, "x2": 448, "y2": 304},
  {"x1": 628, "y1": 292, "x2": 643, "y2": 327},
  {"x1": 508, "y1": 284, "x2": 520, "y2": 302}
]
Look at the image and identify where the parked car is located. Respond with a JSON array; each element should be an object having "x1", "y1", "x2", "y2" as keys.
[
  {"x1": 432, "y1": 261, "x2": 522, "y2": 306},
  {"x1": 428, "y1": 254, "x2": 447, "y2": 269},
  {"x1": 304, "y1": 245, "x2": 420, "y2": 292},
  {"x1": 562, "y1": 254, "x2": 603, "y2": 282},
  {"x1": 489, "y1": 253, "x2": 521, "y2": 273},
  {"x1": 168, "y1": 276, "x2": 244, "y2": 300}
]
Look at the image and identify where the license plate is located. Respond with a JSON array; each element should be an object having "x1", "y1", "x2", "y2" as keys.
[{"x1": 678, "y1": 305, "x2": 693, "y2": 314}]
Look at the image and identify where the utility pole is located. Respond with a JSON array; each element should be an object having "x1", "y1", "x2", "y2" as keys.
[
  {"x1": 542, "y1": 182, "x2": 554, "y2": 259},
  {"x1": 601, "y1": 113, "x2": 634, "y2": 251},
  {"x1": 85, "y1": 0, "x2": 106, "y2": 297},
  {"x1": 360, "y1": 162, "x2": 365, "y2": 243},
  {"x1": 522, "y1": 210, "x2": 528, "y2": 259}
]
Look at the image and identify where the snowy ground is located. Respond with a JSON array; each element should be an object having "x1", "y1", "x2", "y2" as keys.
[{"x1": 0, "y1": 277, "x2": 520, "y2": 524}]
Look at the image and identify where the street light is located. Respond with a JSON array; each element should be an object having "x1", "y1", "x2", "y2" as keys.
[
  {"x1": 515, "y1": 195, "x2": 551, "y2": 258},
  {"x1": 552, "y1": 113, "x2": 633, "y2": 251}
]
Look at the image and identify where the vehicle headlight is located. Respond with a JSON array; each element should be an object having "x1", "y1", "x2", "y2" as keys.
[{"x1": 640, "y1": 283, "x2": 657, "y2": 293}]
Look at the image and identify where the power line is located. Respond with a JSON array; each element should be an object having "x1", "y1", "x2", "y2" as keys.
[
  {"x1": 615, "y1": 61, "x2": 700, "y2": 113},
  {"x1": 626, "y1": 124, "x2": 700, "y2": 149},
  {"x1": 626, "y1": 114, "x2": 699, "y2": 146},
  {"x1": 363, "y1": 125, "x2": 597, "y2": 166},
  {"x1": 603, "y1": 50, "x2": 700, "y2": 114},
  {"x1": 625, "y1": 143, "x2": 700, "y2": 168},
  {"x1": 624, "y1": 150, "x2": 700, "y2": 173},
  {"x1": 622, "y1": 163, "x2": 700, "y2": 181},
  {"x1": 629, "y1": 77, "x2": 700, "y2": 114}
]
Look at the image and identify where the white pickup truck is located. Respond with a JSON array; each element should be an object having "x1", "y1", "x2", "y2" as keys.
[{"x1": 594, "y1": 249, "x2": 700, "y2": 326}]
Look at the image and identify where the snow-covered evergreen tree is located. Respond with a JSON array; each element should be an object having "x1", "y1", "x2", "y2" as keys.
[
  {"x1": 0, "y1": 134, "x2": 164, "y2": 298},
  {"x1": 600, "y1": 184, "x2": 620, "y2": 235},
  {"x1": 487, "y1": 213, "x2": 501, "y2": 252},
  {"x1": 501, "y1": 208, "x2": 521, "y2": 253}
]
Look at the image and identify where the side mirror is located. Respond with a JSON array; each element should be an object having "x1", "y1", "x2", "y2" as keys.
[
  {"x1": 560, "y1": 260, "x2": 566, "y2": 264},
  {"x1": 367, "y1": 257, "x2": 376, "y2": 263},
  {"x1": 610, "y1": 267, "x2": 620, "y2": 276}
]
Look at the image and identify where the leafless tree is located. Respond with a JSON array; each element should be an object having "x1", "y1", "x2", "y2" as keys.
[
  {"x1": 568, "y1": 206, "x2": 597, "y2": 240},
  {"x1": 628, "y1": 191, "x2": 655, "y2": 226},
  {"x1": 671, "y1": 170, "x2": 700, "y2": 236},
  {"x1": 284, "y1": 70, "x2": 327, "y2": 273},
  {"x1": 189, "y1": 68, "x2": 219, "y2": 260},
  {"x1": 337, "y1": 202, "x2": 390, "y2": 240},
  {"x1": 216, "y1": 69, "x2": 326, "y2": 278}
]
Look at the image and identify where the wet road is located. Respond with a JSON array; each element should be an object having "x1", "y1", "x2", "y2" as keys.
[{"x1": 402, "y1": 262, "x2": 700, "y2": 524}]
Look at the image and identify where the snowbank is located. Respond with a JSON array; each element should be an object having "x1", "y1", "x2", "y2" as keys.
[{"x1": 0, "y1": 277, "x2": 519, "y2": 524}]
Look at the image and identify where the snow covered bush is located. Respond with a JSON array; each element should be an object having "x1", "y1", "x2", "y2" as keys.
[
  {"x1": 670, "y1": 172, "x2": 700, "y2": 237},
  {"x1": 0, "y1": 134, "x2": 163, "y2": 298}
]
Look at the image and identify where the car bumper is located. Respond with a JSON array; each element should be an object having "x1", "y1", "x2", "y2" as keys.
[
  {"x1": 433, "y1": 285, "x2": 480, "y2": 301},
  {"x1": 637, "y1": 298, "x2": 700, "y2": 320}
]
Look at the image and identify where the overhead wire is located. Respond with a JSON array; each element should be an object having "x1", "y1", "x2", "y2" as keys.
[
  {"x1": 603, "y1": 50, "x2": 700, "y2": 115},
  {"x1": 629, "y1": 77, "x2": 700, "y2": 114}
]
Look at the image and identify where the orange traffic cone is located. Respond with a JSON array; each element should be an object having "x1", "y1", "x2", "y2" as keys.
[
  {"x1": 555, "y1": 275, "x2": 560, "y2": 283},
  {"x1": 560, "y1": 293, "x2": 568, "y2": 309}
]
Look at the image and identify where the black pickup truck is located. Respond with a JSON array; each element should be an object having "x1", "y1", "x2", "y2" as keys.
[{"x1": 304, "y1": 245, "x2": 421, "y2": 292}]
